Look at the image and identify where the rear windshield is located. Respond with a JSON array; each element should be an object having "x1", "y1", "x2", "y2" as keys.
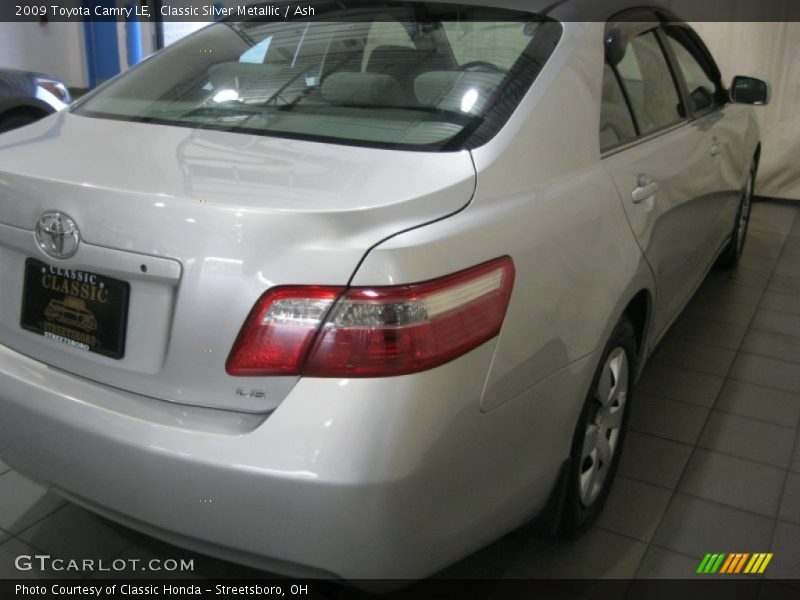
[{"x1": 74, "y1": 2, "x2": 561, "y2": 151}]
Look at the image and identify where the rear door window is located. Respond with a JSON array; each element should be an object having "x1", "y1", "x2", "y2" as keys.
[{"x1": 600, "y1": 64, "x2": 638, "y2": 151}]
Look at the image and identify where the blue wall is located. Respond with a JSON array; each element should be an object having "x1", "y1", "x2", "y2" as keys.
[{"x1": 82, "y1": 1, "x2": 121, "y2": 88}]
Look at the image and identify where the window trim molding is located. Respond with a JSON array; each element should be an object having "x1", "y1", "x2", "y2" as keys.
[{"x1": 600, "y1": 118, "x2": 689, "y2": 160}]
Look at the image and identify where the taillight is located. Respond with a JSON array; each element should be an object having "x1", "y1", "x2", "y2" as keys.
[
  {"x1": 225, "y1": 257, "x2": 514, "y2": 378},
  {"x1": 225, "y1": 287, "x2": 342, "y2": 376}
]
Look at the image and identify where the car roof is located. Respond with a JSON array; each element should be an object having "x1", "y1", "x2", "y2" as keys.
[
  {"x1": 394, "y1": 0, "x2": 681, "y2": 22},
  {"x1": 547, "y1": 0, "x2": 678, "y2": 22}
]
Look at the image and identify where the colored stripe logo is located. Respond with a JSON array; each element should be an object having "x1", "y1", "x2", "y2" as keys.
[{"x1": 697, "y1": 553, "x2": 773, "y2": 574}]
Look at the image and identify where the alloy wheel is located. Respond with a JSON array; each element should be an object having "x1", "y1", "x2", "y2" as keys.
[{"x1": 578, "y1": 347, "x2": 629, "y2": 507}]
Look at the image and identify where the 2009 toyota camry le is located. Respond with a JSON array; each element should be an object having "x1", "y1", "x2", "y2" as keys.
[{"x1": 0, "y1": 0, "x2": 769, "y2": 583}]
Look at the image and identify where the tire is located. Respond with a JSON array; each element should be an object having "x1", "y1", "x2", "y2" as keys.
[
  {"x1": 717, "y1": 166, "x2": 756, "y2": 270},
  {"x1": 558, "y1": 317, "x2": 636, "y2": 538},
  {"x1": 0, "y1": 109, "x2": 47, "y2": 134}
]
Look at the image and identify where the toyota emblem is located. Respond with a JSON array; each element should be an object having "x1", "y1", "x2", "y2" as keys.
[{"x1": 35, "y1": 212, "x2": 81, "y2": 260}]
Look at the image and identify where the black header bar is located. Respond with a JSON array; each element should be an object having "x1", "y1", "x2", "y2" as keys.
[{"x1": 3, "y1": 0, "x2": 800, "y2": 23}]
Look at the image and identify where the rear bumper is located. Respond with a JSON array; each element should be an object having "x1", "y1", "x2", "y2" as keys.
[{"x1": 0, "y1": 341, "x2": 591, "y2": 580}]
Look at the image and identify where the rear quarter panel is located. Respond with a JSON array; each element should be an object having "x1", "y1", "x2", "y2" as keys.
[{"x1": 353, "y1": 23, "x2": 655, "y2": 458}]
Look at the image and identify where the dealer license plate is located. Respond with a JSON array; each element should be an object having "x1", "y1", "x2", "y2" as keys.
[{"x1": 20, "y1": 258, "x2": 130, "y2": 359}]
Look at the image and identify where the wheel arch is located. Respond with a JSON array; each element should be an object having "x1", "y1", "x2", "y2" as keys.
[{"x1": 622, "y1": 288, "x2": 652, "y2": 362}]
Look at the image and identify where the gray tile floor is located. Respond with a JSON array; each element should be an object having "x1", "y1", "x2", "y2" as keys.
[{"x1": 1, "y1": 201, "x2": 799, "y2": 590}]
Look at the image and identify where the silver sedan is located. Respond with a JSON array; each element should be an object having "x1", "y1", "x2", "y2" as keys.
[{"x1": 0, "y1": 0, "x2": 767, "y2": 583}]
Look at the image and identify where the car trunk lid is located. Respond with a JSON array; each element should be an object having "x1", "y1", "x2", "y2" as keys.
[{"x1": 0, "y1": 112, "x2": 476, "y2": 412}]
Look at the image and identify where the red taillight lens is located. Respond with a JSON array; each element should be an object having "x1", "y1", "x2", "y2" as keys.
[
  {"x1": 225, "y1": 257, "x2": 515, "y2": 378},
  {"x1": 225, "y1": 286, "x2": 343, "y2": 376},
  {"x1": 305, "y1": 257, "x2": 515, "y2": 376}
]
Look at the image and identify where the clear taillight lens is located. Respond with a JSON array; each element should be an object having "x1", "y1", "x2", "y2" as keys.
[{"x1": 225, "y1": 257, "x2": 515, "y2": 378}]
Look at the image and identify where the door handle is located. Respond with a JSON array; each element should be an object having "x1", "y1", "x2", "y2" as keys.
[
  {"x1": 632, "y1": 175, "x2": 658, "y2": 204},
  {"x1": 710, "y1": 138, "x2": 722, "y2": 157}
]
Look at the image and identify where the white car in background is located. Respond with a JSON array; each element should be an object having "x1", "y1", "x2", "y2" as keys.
[{"x1": 0, "y1": 0, "x2": 767, "y2": 583}]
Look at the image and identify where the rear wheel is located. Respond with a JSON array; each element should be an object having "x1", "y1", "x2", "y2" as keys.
[
  {"x1": 558, "y1": 317, "x2": 635, "y2": 538},
  {"x1": 718, "y1": 166, "x2": 755, "y2": 269}
]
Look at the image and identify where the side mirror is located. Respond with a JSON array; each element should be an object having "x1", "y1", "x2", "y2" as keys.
[
  {"x1": 690, "y1": 86, "x2": 714, "y2": 112},
  {"x1": 730, "y1": 76, "x2": 770, "y2": 106}
]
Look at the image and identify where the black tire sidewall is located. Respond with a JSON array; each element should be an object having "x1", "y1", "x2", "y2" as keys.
[
  {"x1": 720, "y1": 166, "x2": 756, "y2": 269},
  {"x1": 560, "y1": 317, "x2": 637, "y2": 538}
]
